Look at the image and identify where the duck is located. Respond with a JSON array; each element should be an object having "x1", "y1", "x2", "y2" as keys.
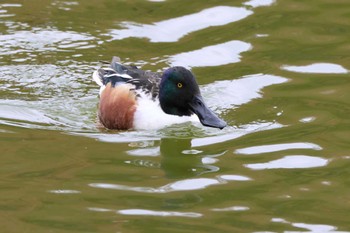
[{"x1": 92, "y1": 56, "x2": 227, "y2": 130}]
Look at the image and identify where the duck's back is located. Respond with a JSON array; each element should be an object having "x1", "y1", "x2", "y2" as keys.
[{"x1": 93, "y1": 57, "x2": 161, "y2": 99}]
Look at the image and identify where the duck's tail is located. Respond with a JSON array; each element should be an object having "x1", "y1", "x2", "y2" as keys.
[{"x1": 92, "y1": 56, "x2": 133, "y2": 89}]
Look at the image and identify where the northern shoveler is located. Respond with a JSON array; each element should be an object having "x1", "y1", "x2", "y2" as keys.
[{"x1": 92, "y1": 56, "x2": 227, "y2": 130}]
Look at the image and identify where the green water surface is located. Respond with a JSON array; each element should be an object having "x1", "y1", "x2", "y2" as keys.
[{"x1": 1, "y1": 0, "x2": 350, "y2": 232}]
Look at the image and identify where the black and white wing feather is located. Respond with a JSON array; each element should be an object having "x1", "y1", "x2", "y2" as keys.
[{"x1": 93, "y1": 56, "x2": 161, "y2": 99}]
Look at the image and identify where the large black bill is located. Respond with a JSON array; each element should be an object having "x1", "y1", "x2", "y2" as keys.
[{"x1": 189, "y1": 95, "x2": 227, "y2": 129}]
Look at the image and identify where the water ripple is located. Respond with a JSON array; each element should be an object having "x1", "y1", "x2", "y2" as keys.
[
  {"x1": 212, "y1": 206, "x2": 250, "y2": 212},
  {"x1": 126, "y1": 147, "x2": 160, "y2": 157},
  {"x1": 0, "y1": 104, "x2": 59, "y2": 125},
  {"x1": 0, "y1": 3, "x2": 21, "y2": 18},
  {"x1": 107, "y1": 6, "x2": 253, "y2": 42},
  {"x1": 0, "y1": 27, "x2": 97, "y2": 59},
  {"x1": 0, "y1": 63, "x2": 98, "y2": 130},
  {"x1": 191, "y1": 122, "x2": 283, "y2": 147},
  {"x1": 244, "y1": 0, "x2": 276, "y2": 8},
  {"x1": 201, "y1": 73, "x2": 288, "y2": 112},
  {"x1": 235, "y1": 142, "x2": 322, "y2": 155},
  {"x1": 168, "y1": 40, "x2": 252, "y2": 68},
  {"x1": 88, "y1": 207, "x2": 203, "y2": 218},
  {"x1": 0, "y1": 3, "x2": 22, "y2": 8},
  {"x1": 48, "y1": 189, "x2": 81, "y2": 194},
  {"x1": 117, "y1": 209, "x2": 202, "y2": 218},
  {"x1": 268, "y1": 218, "x2": 349, "y2": 233},
  {"x1": 281, "y1": 63, "x2": 348, "y2": 74},
  {"x1": 89, "y1": 174, "x2": 251, "y2": 193},
  {"x1": 245, "y1": 155, "x2": 329, "y2": 170},
  {"x1": 51, "y1": 0, "x2": 79, "y2": 11}
]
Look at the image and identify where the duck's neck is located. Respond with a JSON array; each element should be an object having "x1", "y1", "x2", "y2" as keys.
[{"x1": 159, "y1": 96, "x2": 192, "y2": 117}]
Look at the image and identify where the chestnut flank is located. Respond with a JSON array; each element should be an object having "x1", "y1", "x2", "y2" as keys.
[{"x1": 98, "y1": 84, "x2": 136, "y2": 130}]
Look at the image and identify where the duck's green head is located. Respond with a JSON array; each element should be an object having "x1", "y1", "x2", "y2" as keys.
[{"x1": 159, "y1": 67, "x2": 227, "y2": 129}]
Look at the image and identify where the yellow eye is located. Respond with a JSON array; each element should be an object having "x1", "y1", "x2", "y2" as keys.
[{"x1": 177, "y1": 82, "x2": 183, "y2": 88}]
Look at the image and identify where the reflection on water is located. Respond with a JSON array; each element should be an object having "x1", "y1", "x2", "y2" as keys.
[
  {"x1": 117, "y1": 209, "x2": 202, "y2": 218},
  {"x1": 299, "y1": 116, "x2": 316, "y2": 123},
  {"x1": 211, "y1": 206, "x2": 250, "y2": 212},
  {"x1": 107, "y1": 6, "x2": 253, "y2": 42},
  {"x1": 127, "y1": 146, "x2": 160, "y2": 157},
  {"x1": 51, "y1": 0, "x2": 79, "y2": 11},
  {"x1": 107, "y1": 0, "x2": 277, "y2": 43},
  {"x1": 89, "y1": 138, "x2": 252, "y2": 193},
  {"x1": 89, "y1": 175, "x2": 252, "y2": 193},
  {"x1": 0, "y1": 3, "x2": 22, "y2": 8},
  {"x1": 191, "y1": 122, "x2": 283, "y2": 147},
  {"x1": 0, "y1": 3, "x2": 21, "y2": 18},
  {"x1": 281, "y1": 63, "x2": 348, "y2": 74},
  {"x1": 235, "y1": 142, "x2": 322, "y2": 154},
  {"x1": 201, "y1": 73, "x2": 288, "y2": 111},
  {"x1": 169, "y1": 40, "x2": 252, "y2": 67},
  {"x1": 245, "y1": 155, "x2": 329, "y2": 170},
  {"x1": 48, "y1": 189, "x2": 81, "y2": 194},
  {"x1": 88, "y1": 207, "x2": 203, "y2": 218},
  {"x1": 267, "y1": 218, "x2": 348, "y2": 233},
  {"x1": 160, "y1": 138, "x2": 220, "y2": 178},
  {"x1": 89, "y1": 177, "x2": 224, "y2": 193},
  {"x1": 244, "y1": 0, "x2": 276, "y2": 8}
]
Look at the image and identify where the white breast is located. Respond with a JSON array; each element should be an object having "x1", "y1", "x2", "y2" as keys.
[{"x1": 133, "y1": 92, "x2": 199, "y2": 130}]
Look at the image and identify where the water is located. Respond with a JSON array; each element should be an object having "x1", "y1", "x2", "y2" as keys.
[{"x1": 1, "y1": 0, "x2": 350, "y2": 232}]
